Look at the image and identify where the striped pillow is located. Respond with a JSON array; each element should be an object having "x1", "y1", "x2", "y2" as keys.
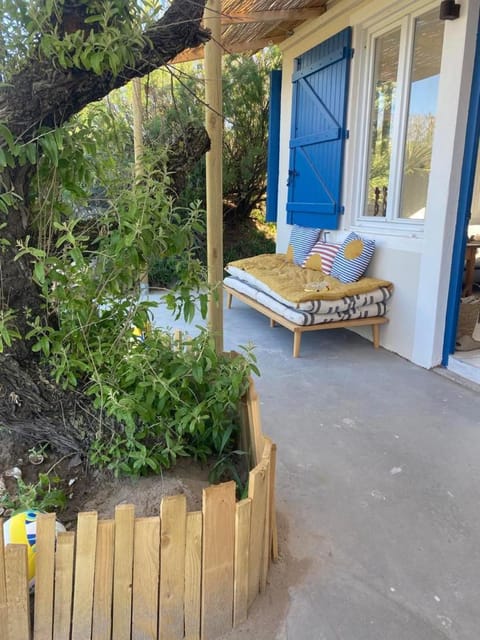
[
  {"x1": 287, "y1": 225, "x2": 321, "y2": 266},
  {"x1": 330, "y1": 232, "x2": 375, "y2": 283},
  {"x1": 303, "y1": 241, "x2": 341, "y2": 274}
]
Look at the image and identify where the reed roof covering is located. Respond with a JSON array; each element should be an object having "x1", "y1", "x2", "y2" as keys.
[{"x1": 175, "y1": 0, "x2": 328, "y2": 61}]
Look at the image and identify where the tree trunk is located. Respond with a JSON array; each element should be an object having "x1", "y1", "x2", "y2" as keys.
[{"x1": 0, "y1": 0, "x2": 209, "y2": 142}]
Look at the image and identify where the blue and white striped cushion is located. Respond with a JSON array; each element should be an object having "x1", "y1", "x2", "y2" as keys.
[
  {"x1": 288, "y1": 225, "x2": 321, "y2": 266},
  {"x1": 330, "y1": 232, "x2": 375, "y2": 283}
]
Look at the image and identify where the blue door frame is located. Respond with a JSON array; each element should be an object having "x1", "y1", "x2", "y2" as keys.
[{"x1": 443, "y1": 20, "x2": 480, "y2": 365}]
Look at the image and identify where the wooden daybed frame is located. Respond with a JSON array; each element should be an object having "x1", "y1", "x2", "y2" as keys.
[{"x1": 225, "y1": 283, "x2": 389, "y2": 358}]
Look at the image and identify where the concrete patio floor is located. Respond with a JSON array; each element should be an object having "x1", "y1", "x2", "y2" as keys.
[{"x1": 147, "y1": 291, "x2": 480, "y2": 640}]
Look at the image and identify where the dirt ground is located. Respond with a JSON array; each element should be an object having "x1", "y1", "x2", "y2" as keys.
[
  {"x1": 0, "y1": 433, "x2": 299, "y2": 639},
  {"x1": 0, "y1": 434, "x2": 212, "y2": 525}
]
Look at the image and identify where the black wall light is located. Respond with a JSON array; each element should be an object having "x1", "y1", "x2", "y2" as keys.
[{"x1": 439, "y1": 0, "x2": 461, "y2": 20}]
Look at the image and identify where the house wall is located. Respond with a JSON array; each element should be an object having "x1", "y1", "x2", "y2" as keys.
[
  {"x1": 275, "y1": 0, "x2": 480, "y2": 367},
  {"x1": 470, "y1": 145, "x2": 480, "y2": 224}
]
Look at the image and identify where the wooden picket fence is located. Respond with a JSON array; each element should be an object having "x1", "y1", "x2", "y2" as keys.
[{"x1": 0, "y1": 379, "x2": 277, "y2": 640}]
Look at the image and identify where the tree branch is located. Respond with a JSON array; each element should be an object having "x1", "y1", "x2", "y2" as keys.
[{"x1": 0, "y1": 0, "x2": 210, "y2": 142}]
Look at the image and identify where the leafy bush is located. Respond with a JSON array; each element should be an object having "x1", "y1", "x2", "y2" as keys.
[
  {"x1": 89, "y1": 332, "x2": 257, "y2": 476},
  {"x1": 143, "y1": 49, "x2": 281, "y2": 220},
  {"x1": 19, "y1": 149, "x2": 258, "y2": 476},
  {"x1": 224, "y1": 217, "x2": 276, "y2": 266},
  {"x1": 148, "y1": 256, "x2": 179, "y2": 289},
  {"x1": 1, "y1": 473, "x2": 67, "y2": 513}
]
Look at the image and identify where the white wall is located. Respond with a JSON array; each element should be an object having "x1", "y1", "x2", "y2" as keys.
[
  {"x1": 470, "y1": 146, "x2": 480, "y2": 224},
  {"x1": 412, "y1": 1, "x2": 478, "y2": 366},
  {"x1": 275, "y1": 0, "x2": 479, "y2": 367}
]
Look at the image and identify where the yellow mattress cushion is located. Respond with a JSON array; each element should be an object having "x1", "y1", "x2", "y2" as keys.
[{"x1": 227, "y1": 254, "x2": 393, "y2": 303}]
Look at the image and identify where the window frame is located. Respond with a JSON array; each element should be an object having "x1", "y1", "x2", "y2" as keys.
[{"x1": 352, "y1": 0, "x2": 444, "y2": 234}]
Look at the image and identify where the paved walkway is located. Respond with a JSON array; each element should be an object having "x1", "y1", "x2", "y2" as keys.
[{"x1": 147, "y1": 291, "x2": 480, "y2": 640}]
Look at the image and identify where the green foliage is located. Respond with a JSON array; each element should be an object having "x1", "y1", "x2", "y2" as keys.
[
  {"x1": 222, "y1": 53, "x2": 277, "y2": 219},
  {"x1": 1, "y1": 473, "x2": 68, "y2": 512},
  {"x1": 0, "y1": 5, "x2": 262, "y2": 479},
  {"x1": 89, "y1": 334, "x2": 257, "y2": 476},
  {"x1": 148, "y1": 255, "x2": 180, "y2": 289},
  {"x1": 208, "y1": 449, "x2": 249, "y2": 499},
  {"x1": 223, "y1": 213, "x2": 276, "y2": 266},
  {"x1": 143, "y1": 48, "x2": 281, "y2": 218},
  {"x1": 19, "y1": 160, "x2": 208, "y2": 380},
  {"x1": 0, "y1": 0, "x2": 162, "y2": 80},
  {"x1": 403, "y1": 114, "x2": 435, "y2": 176},
  {"x1": 0, "y1": 307, "x2": 21, "y2": 352},
  {"x1": 13, "y1": 125, "x2": 257, "y2": 477}
]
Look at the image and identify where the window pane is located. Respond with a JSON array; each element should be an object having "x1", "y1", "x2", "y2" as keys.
[
  {"x1": 399, "y1": 9, "x2": 444, "y2": 219},
  {"x1": 364, "y1": 28, "x2": 401, "y2": 217}
]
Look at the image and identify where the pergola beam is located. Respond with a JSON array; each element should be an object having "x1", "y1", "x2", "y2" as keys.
[
  {"x1": 221, "y1": 7, "x2": 325, "y2": 24},
  {"x1": 173, "y1": 35, "x2": 285, "y2": 63}
]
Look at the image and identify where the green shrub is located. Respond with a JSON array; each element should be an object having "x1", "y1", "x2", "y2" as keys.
[
  {"x1": 148, "y1": 256, "x2": 179, "y2": 289},
  {"x1": 88, "y1": 331, "x2": 258, "y2": 476},
  {"x1": 1, "y1": 473, "x2": 68, "y2": 513},
  {"x1": 224, "y1": 224, "x2": 275, "y2": 265},
  {"x1": 19, "y1": 159, "x2": 258, "y2": 477}
]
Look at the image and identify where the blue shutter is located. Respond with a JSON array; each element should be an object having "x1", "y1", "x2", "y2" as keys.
[
  {"x1": 287, "y1": 27, "x2": 352, "y2": 229},
  {"x1": 266, "y1": 70, "x2": 282, "y2": 223}
]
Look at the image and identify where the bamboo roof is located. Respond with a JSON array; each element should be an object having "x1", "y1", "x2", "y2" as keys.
[{"x1": 174, "y1": 0, "x2": 328, "y2": 61}]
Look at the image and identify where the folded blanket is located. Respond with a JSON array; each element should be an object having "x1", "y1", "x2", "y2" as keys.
[
  {"x1": 225, "y1": 276, "x2": 389, "y2": 326},
  {"x1": 225, "y1": 268, "x2": 392, "y2": 312},
  {"x1": 226, "y1": 254, "x2": 393, "y2": 304}
]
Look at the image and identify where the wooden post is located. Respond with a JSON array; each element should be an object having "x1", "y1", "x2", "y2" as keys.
[
  {"x1": 132, "y1": 77, "x2": 149, "y2": 293},
  {"x1": 204, "y1": 0, "x2": 224, "y2": 353},
  {"x1": 132, "y1": 77, "x2": 144, "y2": 180}
]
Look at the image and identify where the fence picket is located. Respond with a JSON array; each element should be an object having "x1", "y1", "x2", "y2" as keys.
[
  {"x1": 0, "y1": 519, "x2": 8, "y2": 632},
  {"x1": 34, "y1": 513, "x2": 56, "y2": 640},
  {"x1": 159, "y1": 495, "x2": 187, "y2": 640},
  {"x1": 132, "y1": 517, "x2": 160, "y2": 640},
  {"x1": 1, "y1": 379, "x2": 276, "y2": 640},
  {"x1": 269, "y1": 442, "x2": 279, "y2": 562},
  {"x1": 71, "y1": 511, "x2": 98, "y2": 640},
  {"x1": 246, "y1": 382, "x2": 265, "y2": 466},
  {"x1": 201, "y1": 481, "x2": 236, "y2": 640},
  {"x1": 184, "y1": 511, "x2": 202, "y2": 640},
  {"x1": 92, "y1": 520, "x2": 115, "y2": 640},
  {"x1": 53, "y1": 532, "x2": 75, "y2": 640},
  {"x1": 112, "y1": 504, "x2": 135, "y2": 640},
  {"x1": 247, "y1": 460, "x2": 269, "y2": 608},
  {"x1": 260, "y1": 440, "x2": 273, "y2": 592},
  {"x1": 5, "y1": 545, "x2": 31, "y2": 640},
  {"x1": 238, "y1": 397, "x2": 251, "y2": 466},
  {"x1": 233, "y1": 498, "x2": 252, "y2": 627}
]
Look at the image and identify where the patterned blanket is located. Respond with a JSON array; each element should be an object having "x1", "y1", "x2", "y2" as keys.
[{"x1": 225, "y1": 276, "x2": 391, "y2": 326}]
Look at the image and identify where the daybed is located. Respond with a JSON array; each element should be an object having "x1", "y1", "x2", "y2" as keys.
[{"x1": 224, "y1": 230, "x2": 393, "y2": 357}]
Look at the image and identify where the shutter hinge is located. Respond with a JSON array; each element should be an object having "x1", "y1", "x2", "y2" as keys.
[{"x1": 340, "y1": 205, "x2": 345, "y2": 215}]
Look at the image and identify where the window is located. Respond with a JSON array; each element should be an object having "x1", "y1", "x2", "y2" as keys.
[
  {"x1": 365, "y1": 27, "x2": 401, "y2": 217},
  {"x1": 361, "y1": 6, "x2": 444, "y2": 225}
]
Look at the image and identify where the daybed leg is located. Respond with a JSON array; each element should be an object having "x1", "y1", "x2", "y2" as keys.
[
  {"x1": 372, "y1": 323, "x2": 380, "y2": 348},
  {"x1": 293, "y1": 330, "x2": 302, "y2": 358},
  {"x1": 226, "y1": 292, "x2": 233, "y2": 309},
  {"x1": 270, "y1": 318, "x2": 276, "y2": 328}
]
